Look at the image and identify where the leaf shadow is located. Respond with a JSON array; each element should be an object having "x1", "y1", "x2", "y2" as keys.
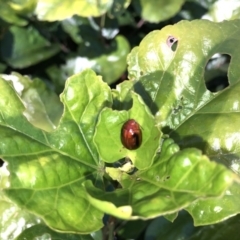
[
  {"x1": 0, "y1": 28, "x2": 14, "y2": 61},
  {"x1": 170, "y1": 131, "x2": 240, "y2": 176},
  {"x1": 133, "y1": 70, "x2": 175, "y2": 116}
]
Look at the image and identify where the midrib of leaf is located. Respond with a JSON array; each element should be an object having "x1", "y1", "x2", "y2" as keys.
[
  {"x1": 172, "y1": 160, "x2": 199, "y2": 190},
  {"x1": 65, "y1": 89, "x2": 99, "y2": 167},
  {"x1": 0, "y1": 118, "x2": 98, "y2": 169},
  {"x1": 9, "y1": 170, "x2": 96, "y2": 192},
  {"x1": 151, "y1": 43, "x2": 177, "y2": 105}
]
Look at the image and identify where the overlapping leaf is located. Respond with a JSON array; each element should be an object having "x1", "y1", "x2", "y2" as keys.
[
  {"x1": 186, "y1": 182, "x2": 240, "y2": 225},
  {"x1": 94, "y1": 92, "x2": 162, "y2": 170},
  {"x1": 0, "y1": 0, "x2": 29, "y2": 26},
  {"x1": 0, "y1": 163, "x2": 43, "y2": 239},
  {"x1": 127, "y1": 19, "x2": 240, "y2": 224},
  {"x1": 188, "y1": 214, "x2": 240, "y2": 240},
  {"x1": 61, "y1": 35, "x2": 130, "y2": 85},
  {"x1": 127, "y1": 19, "x2": 240, "y2": 169},
  {"x1": 1, "y1": 18, "x2": 240, "y2": 235},
  {"x1": 1, "y1": 72, "x2": 63, "y2": 132},
  {"x1": 85, "y1": 138, "x2": 235, "y2": 219},
  {"x1": 15, "y1": 224, "x2": 94, "y2": 240},
  {"x1": 0, "y1": 26, "x2": 60, "y2": 68},
  {"x1": 1, "y1": 66, "x2": 235, "y2": 234},
  {"x1": 1, "y1": 70, "x2": 112, "y2": 233}
]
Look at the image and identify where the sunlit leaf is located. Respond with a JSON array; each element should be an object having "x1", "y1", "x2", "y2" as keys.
[
  {"x1": 0, "y1": 72, "x2": 63, "y2": 132},
  {"x1": 88, "y1": 138, "x2": 236, "y2": 220},
  {"x1": 1, "y1": 70, "x2": 112, "y2": 233},
  {"x1": 0, "y1": 163, "x2": 42, "y2": 240},
  {"x1": 35, "y1": 0, "x2": 114, "y2": 21},
  {"x1": 132, "y1": 0, "x2": 186, "y2": 23},
  {"x1": 127, "y1": 19, "x2": 240, "y2": 223},
  {"x1": 202, "y1": 0, "x2": 240, "y2": 21}
]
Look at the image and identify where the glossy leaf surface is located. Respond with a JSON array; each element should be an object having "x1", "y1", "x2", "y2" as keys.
[
  {"x1": 127, "y1": 19, "x2": 240, "y2": 224},
  {"x1": 35, "y1": 0, "x2": 113, "y2": 21},
  {"x1": 1, "y1": 70, "x2": 112, "y2": 233},
  {"x1": 132, "y1": 0, "x2": 186, "y2": 23},
  {"x1": 1, "y1": 18, "x2": 240, "y2": 234},
  {"x1": 127, "y1": 19, "x2": 240, "y2": 168},
  {"x1": 186, "y1": 182, "x2": 240, "y2": 225},
  {"x1": 0, "y1": 163, "x2": 42, "y2": 240},
  {"x1": 94, "y1": 92, "x2": 162, "y2": 170},
  {"x1": 87, "y1": 138, "x2": 235, "y2": 219},
  {"x1": 1, "y1": 66, "x2": 237, "y2": 234}
]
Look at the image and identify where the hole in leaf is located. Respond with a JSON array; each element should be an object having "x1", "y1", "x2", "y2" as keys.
[
  {"x1": 204, "y1": 53, "x2": 231, "y2": 92},
  {"x1": 165, "y1": 175, "x2": 170, "y2": 180},
  {"x1": 167, "y1": 36, "x2": 178, "y2": 51}
]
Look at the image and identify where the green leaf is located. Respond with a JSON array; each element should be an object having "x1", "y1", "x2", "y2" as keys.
[
  {"x1": 111, "y1": 79, "x2": 135, "y2": 110},
  {"x1": 86, "y1": 138, "x2": 235, "y2": 220},
  {"x1": 62, "y1": 35, "x2": 130, "y2": 85},
  {"x1": 35, "y1": 0, "x2": 114, "y2": 21},
  {"x1": 0, "y1": 26, "x2": 60, "y2": 68},
  {"x1": 164, "y1": 212, "x2": 178, "y2": 222},
  {"x1": 0, "y1": 198, "x2": 42, "y2": 240},
  {"x1": 144, "y1": 211, "x2": 197, "y2": 240},
  {"x1": 202, "y1": 0, "x2": 240, "y2": 21},
  {"x1": 127, "y1": 19, "x2": 240, "y2": 168},
  {"x1": 1, "y1": 72, "x2": 63, "y2": 132},
  {"x1": 94, "y1": 92, "x2": 162, "y2": 170},
  {"x1": 132, "y1": 0, "x2": 186, "y2": 23},
  {"x1": 61, "y1": 16, "x2": 87, "y2": 44},
  {"x1": 8, "y1": 0, "x2": 37, "y2": 15},
  {"x1": 186, "y1": 182, "x2": 240, "y2": 225},
  {"x1": 190, "y1": 0, "x2": 217, "y2": 9},
  {"x1": 0, "y1": 0, "x2": 28, "y2": 26},
  {"x1": 2, "y1": 18, "x2": 240, "y2": 234},
  {"x1": 109, "y1": 0, "x2": 131, "y2": 17},
  {"x1": 188, "y1": 214, "x2": 240, "y2": 240},
  {"x1": 16, "y1": 224, "x2": 94, "y2": 240},
  {"x1": 0, "y1": 62, "x2": 6, "y2": 73},
  {"x1": 127, "y1": 19, "x2": 240, "y2": 224},
  {"x1": 1, "y1": 69, "x2": 112, "y2": 233},
  {"x1": 116, "y1": 219, "x2": 149, "y2": 240},
  {"x1": 0, "y1": 163, "x2": 42, "y2": 240},
  {"x1": 45, "y1": 65, "x2": 67, "y2": 93}
]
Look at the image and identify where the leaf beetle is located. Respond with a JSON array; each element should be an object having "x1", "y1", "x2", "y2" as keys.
[{"x1": 121, "y1": 119, "x2": 142, "y2": 150}]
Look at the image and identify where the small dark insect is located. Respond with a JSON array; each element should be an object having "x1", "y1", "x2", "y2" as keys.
[{"x1": 121, "y1": 119, "x2": 142, "y2": 150}]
